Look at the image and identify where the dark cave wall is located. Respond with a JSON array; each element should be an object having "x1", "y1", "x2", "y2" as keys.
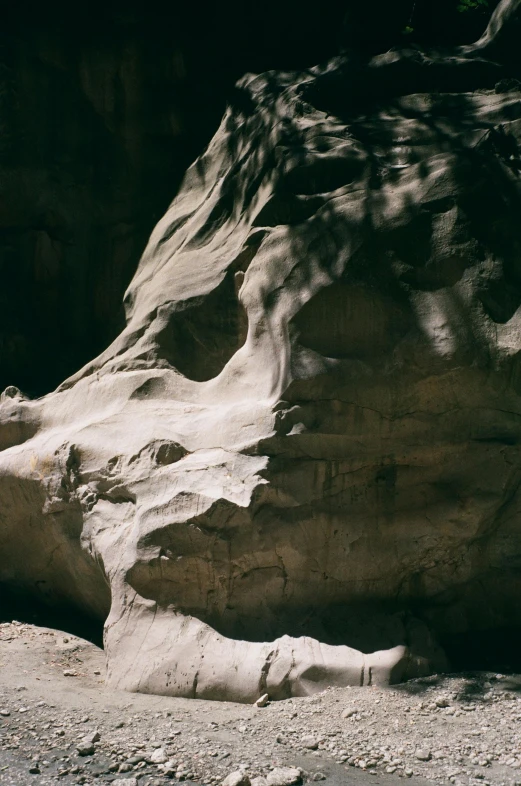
[{"x1": 0, "y1": 21, "x2": 205, "y2": 397}]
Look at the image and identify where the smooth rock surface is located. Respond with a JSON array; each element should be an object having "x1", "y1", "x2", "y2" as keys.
[
  {"x1": 223, "y1": 771, "x2": 251, "y2": 786},
  {"x1": 1, "y1": 0, "x2": 521, "y2": 701},
  {"x1": 266, "y1": 768, "x2": 302, "y2": 786}
]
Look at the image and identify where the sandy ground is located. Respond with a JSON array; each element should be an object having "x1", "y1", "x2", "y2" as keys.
[{"x1": 1, "y1": 621, "x2": 521, "y2": 786}]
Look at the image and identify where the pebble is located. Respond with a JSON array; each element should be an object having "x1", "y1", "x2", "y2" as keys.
[
  {"x1": 415, "y1": 749, "x2": 432, "y2": 761},
  {"x1": 266, "y1": 767, "x2": 302, "y2": 786},
  {"x1": 83, "y1": 729, "x2": 100, "y2": 745},
  {"x1": 76, "y1": 741, "x2": 95, "y2": 756},
  {"x1": 150, "y1": 746, "x2": 168, "y2": 763},
  {"x1": 125, "y1": 755, "x2": 145, "y2": 765},
  {"x1": 255, "y1": 694, "x2": 269, "y2": 708},
  {"x1": 222, "y1": 771, "x2": 251, "y2": 786}
]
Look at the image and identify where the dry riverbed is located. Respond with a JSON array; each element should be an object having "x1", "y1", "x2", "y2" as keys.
[{"x1": 1, "y1": 621, "x2": 521, "y2": 786}]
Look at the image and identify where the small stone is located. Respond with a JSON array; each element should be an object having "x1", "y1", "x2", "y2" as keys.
[
  {"x1": 342, "y1": 708, "x2": 356, "y2": 718},
  {"x1": 119, "y1": 762, "x2": 134, "y2": 772},
  {"x1": 111, "y1": 779, "x2": 139, "y2": 786},
  {"x1": 0, "y1": 709, "x2": 10, "y2": 716},
  {"x1": 255, "y1": 693, "x2": 269, "y2": 708},
  {"x1": 222, "y1": 771, "x2": 251, "y2": 786},
  {"x1": 150, "y1": 747, "x2": 168, "y2": 764},
  {"x1": 76, "y1": 742, "x2": 95, "y2": 756},
  {"x1": 302, "y1": 736, "x2": 319, "y2": 750},
  {"x1": 63, "y1": 670, "x2": 77, "y2": 677},
  {"x1": 266, "y1": 767, "x2": 301, "y2": 786},
  {"x1": 125, "y1": 755, "x2": 145, "y2": 765},
  {"x1": 312, "y1": 774, "x2": 326, "y2": 781},
  {"x1": 415, "y1": 749, "x2": 431, "y2": 761},
  {"x1": 28, "y1": 766, "x2": 41, "y2": 774},
  {"x1": 83, "y1": 730, "x2": 100, "y2": 745},
  {"x1": 436, "y1": 697, "x2": 450, "y2": 708}
]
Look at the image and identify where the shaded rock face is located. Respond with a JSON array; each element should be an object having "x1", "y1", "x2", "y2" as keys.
[{"x1": 2, "y1": 0, "x2": 521, "y2": 700}]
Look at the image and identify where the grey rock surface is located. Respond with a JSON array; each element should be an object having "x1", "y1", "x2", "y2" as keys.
[{"x1": 1, "y1": 0, "x2": 521, "y2": 701}]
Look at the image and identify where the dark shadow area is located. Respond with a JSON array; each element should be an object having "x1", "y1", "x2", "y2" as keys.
[
  {"x1": 152, "y1": 237, "x2": 263, "y2": 381},
  {"x1": 293, "y1": 281, "x2": 413, "y2": 359},
  {"x1": 394, "y1": 671, "x2": 521, "y2": 702},
  {"x1": 387, "y1": 629, "x2": 521, "y2": 697},
  {"x1": 0, "y1": 583, "x2": 104, "y2": 648},
  {"x1": 155, "y1": 274, "x2": 249, "y2": 382},
  {"x1": 442, "y1": 625, "x2": 521, "y2": 674}
]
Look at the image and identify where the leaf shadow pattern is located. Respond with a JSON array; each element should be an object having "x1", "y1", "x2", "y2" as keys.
[{"x1": 210, "y1": 32, "x2": 521, "y2": 381}]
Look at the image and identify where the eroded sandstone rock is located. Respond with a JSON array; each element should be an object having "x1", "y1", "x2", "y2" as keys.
[{"x1": 1, "y1": 0, "x2": 521, "y2": 700}]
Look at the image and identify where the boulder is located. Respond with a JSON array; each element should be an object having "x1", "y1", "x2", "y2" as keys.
[{"x1": 1, "y1": 0, "x2": 521, "y2": 701}]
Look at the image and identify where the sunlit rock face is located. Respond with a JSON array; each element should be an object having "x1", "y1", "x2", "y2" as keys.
[{"x1": 1, "y1": 0, "x2": 521, "y2": 701}]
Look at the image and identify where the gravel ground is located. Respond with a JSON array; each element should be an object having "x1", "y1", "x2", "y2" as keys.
[{"x1": 1, "y1": 621, "x2": 521, "y2": 786}]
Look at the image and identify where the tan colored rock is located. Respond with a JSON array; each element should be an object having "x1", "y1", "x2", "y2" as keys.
[
  {"x1": 266, "y1": 768, "x2": 301, "y2": 786},
  {"x1": 149, "y1": 747, "x2": 168, "y2": 764},
  {"x1": 223, "y1": 772, "x2": 251, "y2": 786},
  {"x1": 1, "y1": 1, "x2": 521, "y2": 702}
]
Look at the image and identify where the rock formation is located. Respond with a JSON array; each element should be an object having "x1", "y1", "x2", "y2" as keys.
[
  {"x1": 0, "y1": 1, "x2": 350, "y2": 397},
  {"x1": 1, "y1": 0, "x2": 521, "y2": 700}
]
